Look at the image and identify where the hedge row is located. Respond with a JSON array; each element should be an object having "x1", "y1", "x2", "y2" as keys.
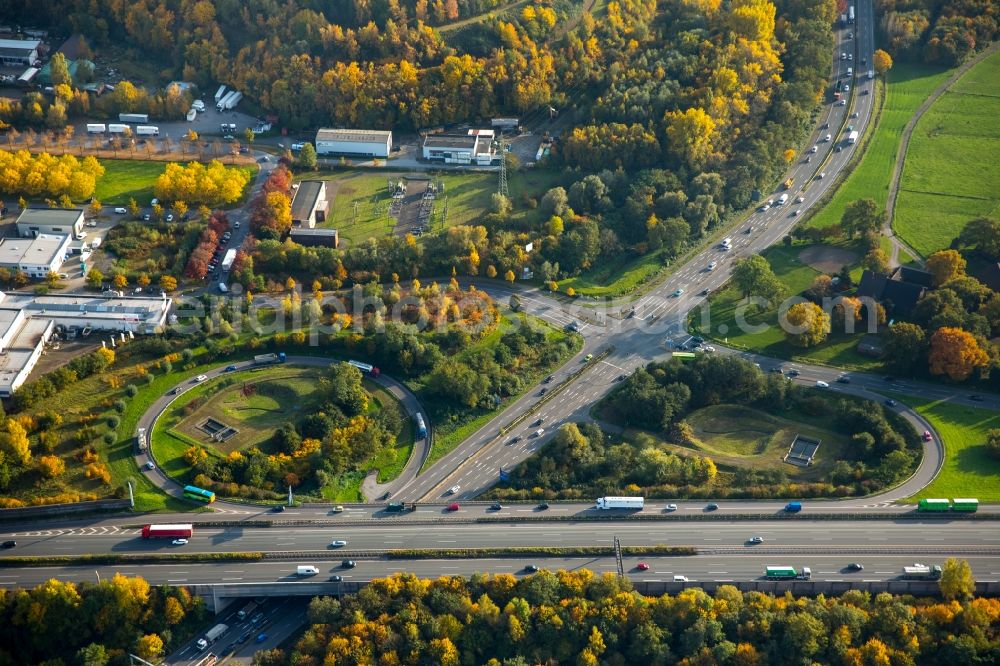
[{"x1": 385, "y1": 545, "x2": 697, "y2": 559}]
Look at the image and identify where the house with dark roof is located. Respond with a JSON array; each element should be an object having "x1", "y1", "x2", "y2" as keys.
[
  {"x1": 856, "y1": 266, "x2": 930, "y2": 318},
  {"x1": 290, "y1": 180, "x2": 328, "y2": 228}
]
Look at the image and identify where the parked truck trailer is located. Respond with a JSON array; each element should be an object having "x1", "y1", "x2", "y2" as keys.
[
  {"x1": 118, "y1": 113, "x2": 149, "y2": 123},
  {"x1": 107, "y1": 123, "x2": 128, "y2": 134},
  {"x1": 86, "y1": 123, "x2": 106, "y2": 134},
  {"x1": 136, "y1": 125, "x2": 159, "y2": 136},
  {"x1": 215, "y1": 85, "x2": 227, "y2": 102},
  {"x1": 220, "y1": 248, "x2": 237, "y2": 272},
  {"x1": 222, "y1": 91, "x2": 243, "y2": 110}
]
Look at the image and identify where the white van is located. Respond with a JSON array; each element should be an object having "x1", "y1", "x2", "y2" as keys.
[
  {"x1": 534, "y1": 428, "x2": 545, "y2": 438},
  {"x1": 673, "y1": 575, "x2": 689, "y2": 582},
  {"x1": 720, "y1": 237, "x2": 732, "y2": 248},
  {"x1": 776, "y1": 194, "x2": 788, "y2": 205},
  {"x1": 297, "y1": 565, "x2": 319, "y2": 576},
  {"x1": 847, "y1": 67, "x2": 853, "y2": 77},
  {"x1": 218, "y1": 282, "x2": 229, "y2": 294}
]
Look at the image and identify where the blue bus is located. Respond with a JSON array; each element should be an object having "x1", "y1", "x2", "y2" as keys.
[
  {"x1": 183, "y1": 485, "x2": 216, "y2": 503},
  {"x1": 415, "y1": 413, "x2": 427, "y2": 440}
]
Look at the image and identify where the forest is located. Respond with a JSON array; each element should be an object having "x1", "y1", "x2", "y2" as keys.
[
  {"x1": 878, "y1": 0, "x2": 998, "y2": 66},
  {"x1": 255, "y1": 569, "x2": 1000, "y2": 666}
]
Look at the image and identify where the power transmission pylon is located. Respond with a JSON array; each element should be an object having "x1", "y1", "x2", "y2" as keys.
[{"x1": 497, "y1": 133, "x2": 509, "y2": 199}]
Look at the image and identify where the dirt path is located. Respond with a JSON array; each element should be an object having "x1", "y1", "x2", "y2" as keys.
[
  {"x1": 437, "y1": 0, "x2": 531, "y2": 33},
  {"x1": 884, "y1": 42, "x2": 1000, "y2": 266}
]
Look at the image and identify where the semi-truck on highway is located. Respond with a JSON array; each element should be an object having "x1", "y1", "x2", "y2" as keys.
[
  {"x1": 595, "y1": 496, "x2": 644, "y2": 510},
  {"x1": 764, "y1": 566, "x2": 812, "y2": 580},
  {"x1": 141, "y1": 524, "x2": 193, "y2": 539},
  {"x1": 196, "y1": 623, "x2": 229, "y2": 650},
  {"x1": 135, "y1": 427, "x2": 147, "y2": 452},
  {"x1": 902, "y1": 564, "x2": 942, "y2": 580},
  {"x1": 348, "y1": 359, "x2": 381, "y2": 377},
  {"x1": 847, "y1": 131, "x2": 859, "y2": 145},
  {"x1": 236, "y1": 600, "x2": 260, "y2": 620},
  {"x1": 254, "y1": 352, "x2": 286, "y2": 365}
]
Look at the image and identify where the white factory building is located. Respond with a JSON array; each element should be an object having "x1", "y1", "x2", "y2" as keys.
[
  {"x1": 315, "y1": 129, "x2": 392, "y2": 158},
  {"x1": 0, "y1": 234, "x2": 70, "y2": 279},
  {"x1": 422, "y1": 129, "x2": 497, "y2": 165},
  {"x1": 0, "y1": 38, "x2": 41, "y2": 67},
  {"x1": 0, "y1": 291, "x2": 174, "y2": 396},
  {"x1": 15, "y1": 207, "x2": 85, "y2": 238}
]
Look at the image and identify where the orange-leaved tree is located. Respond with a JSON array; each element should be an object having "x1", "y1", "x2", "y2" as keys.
[{"x1": 928, "y1": 327, "x2": 989, "y2": 381}]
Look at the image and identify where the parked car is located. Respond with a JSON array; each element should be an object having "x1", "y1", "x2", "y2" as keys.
[{"x1": 114, "y1": 207, "x2": 127, "y2": 214}]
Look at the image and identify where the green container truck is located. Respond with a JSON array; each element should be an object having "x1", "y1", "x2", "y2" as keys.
[
  {"x1": 917, "y1": 498, "x2": 951, "y2": 512},
  {"x1": 764, "y1": 566, "x2": 811, "y2": 580},
  {"x1": 951, "y1": 498, "x2": 979, "y2": 512}
]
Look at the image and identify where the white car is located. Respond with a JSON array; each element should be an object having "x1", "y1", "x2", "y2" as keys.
[
  {"x1": 150, "y1": 198, "x2": 158, "y2": 206},
  {"x1": 144, "y1": 461, "x2": 155, "y2": 470},
  {"x1": 75, "y1": 232, "x2": 87, "y2": 240},
  {"x1": 86, "y1": 221, "x2": 97, "y2": 227},
  {"x1": 702, "y1": 346, "x2": 716, "y2": 353},
  {"x1": 706, "y1": 261, "x2": 717, "y2": 271},
  {"x1": 843, "y1": 84, "x2": 850, "y2": 93},
  {"x1": 823, "y1": 134, "x2": 832, "y2": 142},
  {"x1": 114, "y1": 207, "x2": 127, "y2": 214},
  {"x1": 796, "y1": 196, "x2": 805, "y2": 203},
  {"x1": 792, "y1": 210, "x2": 801, "y2": 217},
  {"x1": 673, "y1": 575, "x2": 689, "y2": 582},
  {"x1": 194, "y1": 374, "x2": 208, "y2": 382},
  {"x1": 448, "y1": 485, "x2": 461, "y2": 495},
  {"x1": 330, "y1": 540, "x2": 348, "y2": 547},
  {"x1": 665, "y1": 503, "x2": 678, "y2": 511},
  {"x1": 816, "y1": 380, "x2": 830, "y2": 388},
  {"x1": 808, "y1": 145, "x2": 818, "y2": 154},
  {"x1": 172, "y1": 538, "x2": 188, "y2": 545},
  {"x1": 759, "y1": 203, "x2": 771, "y2": 212},
  {"x1": 837, "y1": 99, "x2": 847, "y2": 106}
]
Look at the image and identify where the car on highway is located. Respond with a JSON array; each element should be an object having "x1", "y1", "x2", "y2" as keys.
[
  {"x1": 759, "y1": 203, "x2": 770, "y2": 212},
  {"x1": 843, "y1": 84, "x2": 850, "y2": 92},
  {"x1": 543, "y1": 375, "x2": 554, "y2": 383},
  {"x1": 524, "y1": 564, "x2": 539, "y2": 573},
  {"x1": 223, "y1": 642, "x2": 237, "y2": 654},
  {"x1": 840, "y1": 52, "x2": 846, "y2": 60},
  {"x1": 271, "y1": 505, "x2": 284, "y2": 512},
  {"x1": 172, "y1": 538, "x2": 188, "y2": 545},
  {"x1": 329, "y1": 574, "x2": 343, "y2": 582},
  {"x1": 114, "y1": 207, "x2": 127, "y2": 214},
  {"x1": 861, "y1": 88, "x2": 869, "y2": 95},
  {"x1": 332, "y1": 505, "x2": 344, "y2": 513},
  {"x1": 836, "y1": 375, "x2": 851, "y2": 384},
  {"x1": 706, "y1": 261, "x2": 717, "y2": 271},
  {"x1": 699, "y1": 289, "x2": 710, "y2": 296},
  {"x1": 616, "y1": 374, "x2": 626, "y2": 381},
  {"x1": 673, "y1": 289, "x2": 684, "y2": 297},
  {"x1": 165, "y1": 213, "x2": 174, "y2": 222},
  {"x1": 884, "y1": 399, "x2": 898, "y2": 407},
  {"x1": 748, "y1": 536, "x2": 764, "y2": 544},
  {"x1": 847, "y1": 563, "x2": 864, "y2": 571},
  {"x1": 922, "y1": 430, "x2": 933, "y2": 441},
  {"x1": 815, "y1": 380, "x2": 829, "y2": 388},
  {"x1": 786, "y1": 369, "x2": 800, "y2": 377},
  {"x1": 194, "y1": 374, "x2": 208, "y2": 382},
  {"x1": 674, "y1": 575, "x2": 689, "y2": 582},
  {"x1": 851, "y1": 111, "x2": 859, "y2": 118},
  {"x1": 256, "y1": 633, "x2": 268, "y2": 643},
  {"x1": 1, "y1": 540, "x2": 15, "y2": 549},
  {"x1": 817, "y1": 172, "x2": 826, "y2": 179},
  {"x1": 791, "y1": 209, "x2": 800, "y2": 217},
  {"x1": 796, "y1": 196, "x2": 805, "y2": 203},
  {"x1": 837, "y1": 99, "x2": 847, "y2": 106},
  {"x1": 969, "y1": 395, "x2": 984, "y2": 402},
  {"x1": 665, "y1": 503, "x2": 677, "y2": 512},
  {"x1": 508, "y1": 436, "x2": 522, "y2": 445},
  {"x1": 636, "y1": 562, "x2": 650, "y2": 571},
  {"x1": 447, "y1": 485, "x2": 461, "y2": 495},
  {"x1": 533, "y1": 418, "x2": 544, "y2": 427},
  {"x1": 534, "y1": 428, "x2": 545, "y2": 438},
  {"x1": 823, "y1": 134, "x2": 832, "y2": 142},
  {"x1": 808, "y1": 145, "x2": 818, "y2": 153},
  {"x1": 537, "y1": 502, "x2": 550, "y2": 510},
  {"x1": 225, "y1": 364, "x2": 238, "y2": 372},
  {"x1": 330, "y1": 540, "x2": 347, "y2": 547},
  {"x1": 490, "y1": 502, "x2": 503, "y2": 510},
  {"x1": 539, "y1": 387, "x2": 548, "y2": 396},
  {"x1": 342, "y1": 560, "x2": 356, "y2": 568},
  {"x1": 447, "y1": 503, "x2": 460, "y2": 511},
  {"x1": 239, "y1": 631, "x2": 252, "y2": 644},
  {"x1": 705, "y1": 503, "x2": 719, "y2": 511},
  {"x1": 144, "y1": 461, "x2": 155, "y2": 470}
]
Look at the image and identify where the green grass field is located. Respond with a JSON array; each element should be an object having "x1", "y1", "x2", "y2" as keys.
[
  {"x1": 693, "y1": 241, "x2": 882, "y2": 370},
  {"x1": 294, "y1": 168, "x2": 564, "y2": 248},
  {"x1": 896, "y1": 394, "x2": 1000, "y2": 502},
  {"x1": 93, "y1": 159, "x2": 166, "y2": 205},
  {"x1": 895, "y1": 50, "x2": 1000, "y2": 256},
  {"x1": 807, "y1": 63, "x2": 953, "y2": 231}
]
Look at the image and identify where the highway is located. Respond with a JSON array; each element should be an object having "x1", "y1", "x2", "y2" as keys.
[
  {"x1": 4, "y1": 555, "x2": 1000, "y2": 589},
  {"x1": 4, "y1": 520, "x2": 1000, "y2": 557}
]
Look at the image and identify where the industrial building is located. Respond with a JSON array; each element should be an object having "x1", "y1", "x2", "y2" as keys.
[
  {"x1": 15, "y1": 208, "x2": 85, "y2": 238},
  {"x1": 0, "y1": 38, "x2": 41, "y2": 67},
  {"x1": 290, "y1": 180, "x2": 329, "y2": 228},
  {"x1": 289, "y1": 227, "x2": 339, "y2": 248},
  {"x1": 0, "y1": 234, "x2": 70, "y2": 278},
  {"x1": 0, "y1": 290, "x2": 173, "y2": 396},
  {"x1": 315, "y1": 129, "x2": 392, "y2": 158},
  {"x1": 422, "y1": 129, "x2": 497, "y2": 165}
]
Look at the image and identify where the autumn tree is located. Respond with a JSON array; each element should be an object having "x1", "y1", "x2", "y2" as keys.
[
  {"x1": 37, "y1": 454, "x2": 66, "y2": 478},
  {"x1": 926, "y1": 249, "x2": 966, "y2": 287},
  {"x1": 0, "y1": 418, "x2": 31, "y2": 465},
  {"x1": 298, "y1": 142, "x2": 318, "y2": 169},
  {"x1": 783, "y1": 302, "x2": 830, "y2": 347},
  {"x1": 940, "y1": 557, "x2": 975, "y2": 600},
  {"x1": 873, "y1": 49, "x2": 893, "y2": 75},
  {"x1": 928, "y1": 326, "x2": 989, "y2": 381},
  {"x1": 159, "y1": 275, "x2": 178, "y2": 292},
  {"x1": 135, "y1": 634, "x2": 164, "y2": 661},
  {"x1": 664, "y1": 107, "x2": 717, "y2": 169},
  {"x1": 882, "y1": 322, "x2": 927, "y2": 373},
  {"x1": 862, "y1": 248, "x2": 891, "y2": 274}
]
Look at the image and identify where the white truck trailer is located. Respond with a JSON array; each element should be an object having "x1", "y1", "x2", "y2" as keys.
[
  {"x1": 118, "y1": 112, "x2": 148, "y2": 123},
  {"x1": 86, "y1": 123, "x2": 106, "y2": 134},
  {"x1": 902, "y1": 564, "x2": 942, "y2": 580},
  {"x1": 216, "y1": 90, "x2": 237, "y2": 111},
  {"x1": 847, "y1": 130, "x2": 859, "y2": 145},
  {"x1": 196, "y1": 623, "x2": 229, "y2": 650},
  {"x1": 136, "y1": 125, "x2": 159, "y2": 136},
  {"x1": 220, "y1": 248, "x2": 237, "y2": 272},
  {"x1": 214, "y1": 85, "x2": 227, "y2": 103},
  {"x1": 107, "y1": 123, "x2": 128, "y2": 134},
  {"x1": 218, "y1": 91, "x2": 242, "y2": 111},
  {"x1": 595, "y1": 496, "x2": 645, "y2": 510}
]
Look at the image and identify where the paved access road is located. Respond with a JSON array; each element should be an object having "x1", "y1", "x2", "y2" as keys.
[
  {"x1": 4, "y1": 520, "x2": 999, "y2": 558},
  {"x1": 4, "y1": 555, "x2": 999, "y2": 589}
]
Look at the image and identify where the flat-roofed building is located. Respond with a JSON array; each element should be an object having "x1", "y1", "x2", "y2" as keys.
[
  {"x1": 289, "y1": 227, "x2": 339, "y2": 248},
  {"x1": 0, "y1": 234, "x2": 70, "y2": 278},
  {"x1": 15, "y1": 208, "x2": 84, "y2": 238},
  {"x1": 315, "y1": 129, "x2": 392, "y2": 158},
  {"x1": 290, "y1": 180, "x2": 328, "y2": 228},
  {"x1": 0, "y1": 317, "x2": 53, "y2": 397},
  {"x1": 422, "y1": 129, "x2": 497, "y2": 165},
  {"x1": 0, "y1": 38, "x2": 41, "y2": 67},
  {"x1": 0, "y1": 291, "x2": 172, "y2": 335}
]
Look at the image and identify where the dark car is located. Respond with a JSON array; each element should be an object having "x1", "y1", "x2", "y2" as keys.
[
  {"x1": 884, "y1": 399, "x2": 897, "y2": 407},
  {"x1": 342, "y1": 560, "x2": 357, "y2": 568},
  {"x1": 223, "y1": 643, "x2": 237, "y2": 654},
  {"x1": 847, "y1": 563, "x2": 864, "y2": 571},
  {"x1": 543, "y1": 375, "x2": 554, "y2": 383},
  {"x1": 692, "y1": 337, "x2": 705, "y2": 344},
  {"x1": 1, "y1": 540, "x2": 15, "y2": 549},
  {"x1": 786, "y1": 369, "x2": 800, "y2": 377},
  {"x1": 616, "y1": 374, "x2": 626, "y2": 381},
  {"x1": 524, "y1": 564, "x2": 539, "y2": 573},
  {"x1": 970, "y1": 395, "x2": 984, "y2": 402},
  {"x1": 508, "y1": 436, "x2": 522, "y2": 445},
  {"x1": 836, "y1": 375, "x2": 850, "y2": 384},
  {"x1": 490, "y1": 502, "x2": 503, "y2": 511},
  {"x1": 239, "y1": 632, "x2": 252, "y2": 644},
  {"x1": 539, "y1": 388, "x2": 548, "y2": 396},
  {"x1": 706, "y1": 503, "x2": 719, "y2": 511},
  {"x1": 168, "y1": 387, "x2": 180, "y2": 395},
  {"x1": 699, "y1": 289, "x2": 710, "y2": 296},
  {"x1": 537, "y1": 502, "x2": 550, "y2": 511},
  {"x1": 329, "y1": 574, "x2": 343, "y2": 582},
  {"x1": 225, "y1": 364, "x2": 238, "y2": 372},
  {"x1": 271, "y1": 505, "x2": 285, "y2": 512},
  {"x1": 532, "y1": 418, "x2": 544, "y2": 427}
]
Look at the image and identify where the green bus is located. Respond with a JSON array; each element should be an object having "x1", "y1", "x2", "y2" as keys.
[
  {"x1": 183, "y1": 485, "x2": 216, "y2": 503},
  {"x1": 951, "y1": 498, "x2": 979, "y2": 512},
  {"x1": 672, "y1": 352, "x2": 697, "y2": 361},
  {"x1": 917, "y1": 498, "x2": 950, "y2": 512},
  {"x1": 764, "y1": 566, "x2": 798, "y2": 579}
]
